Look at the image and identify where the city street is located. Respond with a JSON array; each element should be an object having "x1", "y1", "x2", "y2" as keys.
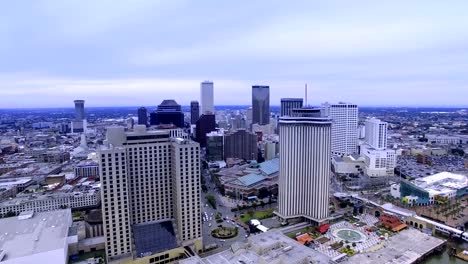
[{"x1": 201, "y1": 169, "x2": 248, "y2": 250}]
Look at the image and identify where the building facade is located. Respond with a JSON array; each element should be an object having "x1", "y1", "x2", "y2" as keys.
[
  {"x1": 138, "y1": 107, "x2": 148, "y2": 126},
  {"x1": 150, "y1": 100, "x2": 184, "y2": 128},
  {"x1": 206, "y1": 131, "x2": 224, "y2": 161},
  {"x1": 365, "y1": 118, "x2": 388, "y2": 150},
  {"x1": 361, "y1": 145, "x2": 396, "y2": 177},
  {"x1": 252, "y1": 85, "x2": 270, "y2": 125},
  {"x1": 98, "y1": 126, "x2": 202, "y2": 263},
  {"x1": 74, "y1": 160, "x2": 99, "y2": 178},
  {"x1": 74, "y1": 100, "x2": 85, "y2": 121},
  {"x1": 277, "y1": 108, "x2": 332, "y2": 224},
  {"x1": 195, "y1": 114, "x2": 216, "y2": 148},
  {"x1": 321, "y1": 102, "x2": 358, "y2": 156},
  {"x1": 224, "y1": 129, "x2": 258, "y2": 161},
  {"x1": 0, "y1": 189, "x2": 101, "y2": 215},
  {"x1": 190, "y1": 101, "x2": 200, "y2": 125},
  {"x1": 200, "y1": 81, "x2": 214, "y2": 115},
  {"x1": 280, "y1": 98, "x2": 303, "y2": 117},
  {"x1": 72, "y1": 100, "x2": 86, "y2": 133}
]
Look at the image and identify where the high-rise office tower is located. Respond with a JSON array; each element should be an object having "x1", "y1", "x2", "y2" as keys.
[
  {"x1": 98, "y1": 125, "x2": 202, "y2": 263},
  {"x1": 277, "y1": 108, "x2": 332, "y2": 223},
  {"x1": 72, "y1": 100, "x2": 86, "y2": 133},
  {"x1": 150, "y1": 100, "x2": 184, "y2": 128},
  {"x1": 280, "y1": 98, "x2": 303, "y2": 117},
  {"x1": 190, "y1": 101, "x2": 200, "y2": 124},
  {"x1": 224, "y1": 129, "x2": 258, "y2": 161},
  {"x1": 137, "y1": 107, "x2": 148, "y2": 126},
  {"x1": 200, "y1": 81, "x2": 214, "y2": 115},
  {"x1": 252, "y1": 85, "x2": 270, "y2": 125},
  {"x1": 195, "y1": 114, "x2": 216, "y2": 148},
  {"x1": 206, "y1": 131, "x2": 224, "y2": 161},
  {"x1": 321, "y1": 102, "x2": 358, "y2": 156},
  {"x1": 74, "y1": 100, "x2": 85, "y2": 121},
  {"x1": 365, "y1": 118, "x2": 388, "y2": 150}
]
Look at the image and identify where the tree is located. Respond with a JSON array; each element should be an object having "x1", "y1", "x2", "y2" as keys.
[{"x1": 206, "y1": 195, "x2": 217, "y2": 209}]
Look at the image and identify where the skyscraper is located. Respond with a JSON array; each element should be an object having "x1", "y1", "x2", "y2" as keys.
[
  {"x1": 190, "y1": 101, "x2": 200, "y2": 124},
  {"x1": 365, "y1": 117, "x2": 388, "y2": 150},
  {"x1": 321, "y1": 102, "x2": 358, "y2": 156},
  {"x1": 74, "y1": 100, "x2": 85, "y2": 121},
  {"x1": 280, "y1": 98, "x2": 303, "y2": 117},
  {"x1": 252, "y1": 85, "x2": 270, "y2": 125},
  {"x1": 72, "y1": 100, "x2": 86, "y2": 133},
  {"x1": 98, "y1": 125, "x2": 202, "y2": 263},
  {"x1": 195, "y1": 114, "x2": 216, "y2": 148},
  {"x1": 137, "y1": 107, "x2": 148, "y2": 126},
  {"x1": 277, "y1": 108, "x2": 332, "y2": 224},
  {"x1": 150, "y1": 99, "x2": 184, "y2": 128},
  {"x1": 200, "y1": 81, "x2": 214, "y2": 115}
]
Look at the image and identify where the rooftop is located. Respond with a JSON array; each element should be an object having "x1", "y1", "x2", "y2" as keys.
[
  {"x1": 181, "y1": 230, "x2": 330, "y2": 264},
  {"x1": 259, "y1": 158, "x2": 279, "y2": 176},
  {"x1": 0, "y1": 209, "x2": 72, "y2": 262},
  {"x1": 348, "y1": 228, "x2": 445, "y2": 264},
  {"x1": 237, "y1": 173, "x2": 266, "y2": 187}
]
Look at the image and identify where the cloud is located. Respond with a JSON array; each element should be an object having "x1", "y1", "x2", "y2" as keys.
[{"x1": 0, "y1": 0, "x2": 468, "y2": 107}]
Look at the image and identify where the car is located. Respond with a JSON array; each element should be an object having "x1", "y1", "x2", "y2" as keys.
[{"x1": 209, "y1": 223, "x2": 212, "y2": 227}]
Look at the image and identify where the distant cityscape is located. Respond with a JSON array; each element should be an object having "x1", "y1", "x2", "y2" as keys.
[{"x1": 0, "y1": 82, "x2": 466, "y2": 264}]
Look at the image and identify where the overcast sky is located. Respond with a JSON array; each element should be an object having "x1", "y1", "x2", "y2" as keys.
[{"x1": 1, "y1": 0, "x2": 468, "y2": 108}]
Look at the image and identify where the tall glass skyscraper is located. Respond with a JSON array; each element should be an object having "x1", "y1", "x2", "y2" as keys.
[
  {"x1": 74, "y1": 100, "x2": 85, "y2": 121},
  {"x1": 137, "y1": 107, "x2": 148, "y2": 126},
  {"x1": 252, "y1": 85, "x2": 270, "y2": 125},
  {"x1": 190, "y1": 101, "x2": 200, "y2": 124}
]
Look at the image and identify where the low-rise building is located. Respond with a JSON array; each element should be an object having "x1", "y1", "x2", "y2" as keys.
[
  {"x1": 0, "y1": 187, "x2": 101, "y2": 215},
  {"x1": 361, "y1": 144, "x2": 396, "y2": 177},
  {"x1": 331, "y1": 154, "x2": 365, "y2": 175},
  {"x1": 0, "y1": 186, "x2": 17, "y2": 202},
  {"x1": 398, "y1": 172, "x2": 468, "y2": 205},
  {"x1": 0, "y1": 177, "x2": 33, "y2": 192},
  {"x1": 74, "y1": 160, "x2": 99, "y2": 179},
  {"x1": 0, "y1": 209, "x2": 72, "y2": 264},
  {"x1": 180, "y1": 230, "x2": 330, "y2": 264},
  {"x1": 218, "y1": 159, "x2": 279, "y2": 198}
]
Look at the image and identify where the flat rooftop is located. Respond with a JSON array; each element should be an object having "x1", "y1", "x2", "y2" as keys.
[
  {"x1": 0, "y1": 209, "x2": 72, "y2": 262},
  {"x1": 181, "y1": 230, "x2": 330, "y2": 264},
  {"x1": 347, "y1": 228, "x2": 445, "y2": 264}
]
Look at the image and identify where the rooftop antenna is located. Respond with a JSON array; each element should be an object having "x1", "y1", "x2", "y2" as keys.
[{"x1": 305, "y1": 83, "x2": 308, "y2": 107}]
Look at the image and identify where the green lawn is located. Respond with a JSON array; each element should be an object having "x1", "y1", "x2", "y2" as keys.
[{"x1": 239, "y1": 208, "x2": 274, "y2": 223}]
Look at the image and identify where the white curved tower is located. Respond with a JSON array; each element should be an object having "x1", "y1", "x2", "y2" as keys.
[{"x1": 277, "y1": 108, "x2": 331, "y2": 223}]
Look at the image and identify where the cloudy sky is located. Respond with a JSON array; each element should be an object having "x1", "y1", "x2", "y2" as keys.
[{"x1": 1, "y1": 0, "x2": 468, "y2": 108}]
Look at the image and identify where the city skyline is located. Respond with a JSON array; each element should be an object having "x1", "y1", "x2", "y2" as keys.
[{"x1": 1, "y1": 1, "x2": 468, "y2": 108}]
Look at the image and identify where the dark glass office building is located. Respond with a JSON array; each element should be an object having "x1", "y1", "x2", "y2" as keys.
[
  {"x1": 150, "y1": 100, "x2": 184, "y2": 128},
  {"x1": 138, "y1": 107, "x2": 148, "y2": 126},
  {"x1": 195, "y1": 114, "x2": 216, "y2": 147},
  {"x1": 252, "y1": 85, "x2": 270, "y2": 125},
  {"x1": 190, "y1": 101, "x2": 200, "y2": 125}
]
